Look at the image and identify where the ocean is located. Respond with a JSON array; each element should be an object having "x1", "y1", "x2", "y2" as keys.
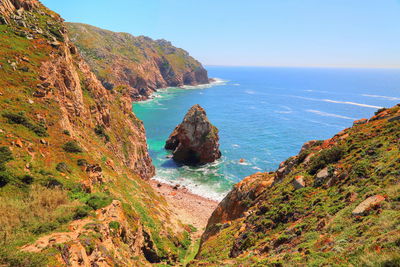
[{"x1": 133, "y1": 66, "x2": 400, "y2": 201}]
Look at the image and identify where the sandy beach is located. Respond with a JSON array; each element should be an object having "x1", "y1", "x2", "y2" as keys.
[{"x1": 150, "y1": 179, "x2": 219, "y2": 237}]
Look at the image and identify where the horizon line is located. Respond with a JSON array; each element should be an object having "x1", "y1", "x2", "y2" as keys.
[{"x1": 204, "y1": 64, "x2": 400, "y2": 70}]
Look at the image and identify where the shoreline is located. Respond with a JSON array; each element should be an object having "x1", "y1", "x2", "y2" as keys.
[
  {"x1": 150, "y1": 179, "x2": 219, "y2": 237},
  {"x1": 136, "y1": 78, "x2": 226, "y2": 102}
]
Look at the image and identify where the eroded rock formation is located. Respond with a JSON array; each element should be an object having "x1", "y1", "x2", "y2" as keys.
[
  {"x1": 165, "y1": 104, "x2": 221, "y2": 165},
  {"x1": 0, "y1": 1, "x2": 190, "y2": 265},
  {"x1": 66, "y1": 23, "x2": 210, "y2": 101}
]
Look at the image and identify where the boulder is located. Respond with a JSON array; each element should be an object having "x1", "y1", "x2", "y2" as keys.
[
  {"x1": 275, "y1": 156, "x2": 297, "y2": 181},
  {"x1": 314, "y1": 167, "x2": 329, "y2": 187},
  {"x1": 14, "y1": 138, "x2": 23, "y2": 148},
  {"x1": 33, "y1": 89, "x2": 46, "y2": 98},
  {"x1": 299, "y1": 140, "x2": 318, "y2": 153},
  {"x1": 165, "y1": 104, "x2": 221, "y2": 165},
  {"x1": 292, "y1": 176, "x2": 306, "y2": 189},
  {"x1": 352, "y1": 195, "x2": 385, "y2": 216},
  {"x1": 353, "y1": 118, "x2": 368, "y2": 126},
  {"x1": 317, "y1": 167, "x2": 329, "y2": 179}
]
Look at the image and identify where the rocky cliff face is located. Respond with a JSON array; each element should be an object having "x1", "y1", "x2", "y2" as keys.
[
  {"x1": 66, "y1": 23, "x2": 209, "y2": 101},
  {"x1": 165, "y1": 104, "x2": 221, "y2": 165},
  {"x1": 195, "y1": 105, "x2": 400, "y2": 266},
  {"x1": 0, "y1": 1, "x2": 194, "y2": 266}
]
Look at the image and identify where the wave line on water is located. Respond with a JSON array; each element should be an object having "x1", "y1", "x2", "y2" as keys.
[
  {"x1": 274, "y1": 105, "x2": 293, "y2": 114},
  {"x1": 362, "y1": 94, "x2": 400, "y2": 101},
  {"x1": 284, "y1": 95, "x2": 383, "y2": 109},
  {"x1": 322, "y1": 99, "x2": 383, "y2": 109},
  {"x1": 306, "y1": 109, "x2": 356, "y2": 120}
]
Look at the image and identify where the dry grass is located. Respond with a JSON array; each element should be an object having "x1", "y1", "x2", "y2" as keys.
[{"x1": 0, "y1": 185, "x2": 78, "y2": 238}]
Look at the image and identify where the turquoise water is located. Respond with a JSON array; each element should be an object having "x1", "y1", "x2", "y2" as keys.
[{"x1": 133, "y1": 66, "x2": 400, "y2": 200}]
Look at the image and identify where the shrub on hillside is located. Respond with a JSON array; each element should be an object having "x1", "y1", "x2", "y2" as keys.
[
  {"x1": 56, "y1": 162, "x2": 71, "y2": 173},
  {"x1": 2, "y1": 112, "x2": 48, "y2": 137},
  {"x1": 31, "y1": 221, "x2": 58, "y2": 235},
  {"x1": 94, "y1": 124, "x2": 110, "y2": 142},
  {"x1": 375, "y1": 108, "x2": 387, "y2": 115},
  {"x1": 62, "y1": 141, "x2": 83, "y2": 153},
  {"x1": 0, "y1": 146, "x2": 13, "y2": 171},
  {"x1": 309, "y1": 146, "x2": 345, "y2": 175},
  {"x1": 0, "y1": 146, "x2": 13, "y2": 164},
  {"x1": 77, "y1": 159, "x2": 88, "y2": 166},
  {"x1": 19, "y1": 175, "x2": 34, "y2": 185},
  {"x1": 350, "y1": 160, "x2": 369, "y2": 178},
  {"x1": 109, "y1": 221, "x2": 120, "y2": 230},
  {"x1": 86, "y1": 193, "x2": 112, "y2": 210},
  {"x1": 0, "y1": 171, "x2": 14, "y2": 187},
  {"x1": 73, "y1": 205, "x2": 92, "y2": 219},
  {"x1": 42, "y1": 178, "x2": 63, "y2": 189}
]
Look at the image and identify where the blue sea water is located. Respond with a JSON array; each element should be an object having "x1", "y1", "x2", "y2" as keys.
[{"x1": 133, "y1": 66, "x2": 400, "y2": 200}]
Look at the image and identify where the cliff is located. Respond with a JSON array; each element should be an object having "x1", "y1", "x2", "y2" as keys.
[
  {"x1": 1, "y1": 1, "x2": 399, "y2": 266},
  {"x1": 66, "y1": 22, "x2": 209, "y2": 100},
  {"x1": 195, "y1": 105, "x2": 400, "y2": 266},
  {"x1": 0, "y1": 1, "x2": 194, "y2": 266},
  {"x1": 165, "y1": 104, "x2": 221, "y2": 165}
]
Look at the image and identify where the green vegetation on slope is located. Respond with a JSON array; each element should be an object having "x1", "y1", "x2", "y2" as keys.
[
  {"x1": 196, "y1": 106, "x2": 400, "y2": 266},
  {"x1": 66, "y1": 22, "x2": 209, "y2": 100},
  {"x1": 0, "y1": 1, "x2": 193, "y2": 266}
]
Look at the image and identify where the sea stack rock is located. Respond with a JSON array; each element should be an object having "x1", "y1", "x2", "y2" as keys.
[{"x1": 165, "y1": 104, "x2": 221, "y2": 165}]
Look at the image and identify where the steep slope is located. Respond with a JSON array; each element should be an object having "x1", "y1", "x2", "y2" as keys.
[
  {"x1": 195, "y1": 105, "x2": 400, "y2": 266},
  {"x1": 0, "y1": 1, "x2": 195, "y2": 266},
  {"x1": 66, "y1": 22, "x2": 209, "y2": 100}
]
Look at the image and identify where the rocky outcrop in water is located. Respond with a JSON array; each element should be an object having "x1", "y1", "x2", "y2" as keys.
[{"x1": 165, "y1": 104, "x2": 221, "y2": 165}]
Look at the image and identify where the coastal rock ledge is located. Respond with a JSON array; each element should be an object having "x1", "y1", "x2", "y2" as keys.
[{"x1": 165, "y1": 104, "x2": 221, "y2": 165}]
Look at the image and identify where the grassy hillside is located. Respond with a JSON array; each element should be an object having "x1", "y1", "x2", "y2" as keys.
[
  {"x1": 195, "y1": 105, "x2": 400, "y2": 266},
  {"x1": 66, "y1": 23, "x2": 209, "y2": 100},
  {"x1": 0, "y1": 1, "x2": 195, "y2": 266},
  {"x1": 1, "y1": 1, "x2": 399, "y2": 267}
]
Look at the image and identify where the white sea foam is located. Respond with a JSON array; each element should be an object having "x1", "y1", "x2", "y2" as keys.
[
  {"x1": 180, "y1": 78, "x2": 227, "y2": 90},
  {"x1": 306, "y1": 109, "x2": 356, "y2": 120},
  {"x1": 304, "y1": 89, "x2": 329, "y2": 93},
  {"x1": 322, "y1": 99, "x2": 383, "y2": 109},
  {"x1": 274, "y1": 105, "x2": 293, "y2": 114},
  {"x1": 245, "y1": 90, "x2": 257, "y2": 95},
  {"x1": 232, "y1": 144, "x2": 240, "y2": 148},
  {"x1": 151, "y1": 175, "x2": 229, "y2": 201},
  {"x1": 134, "y1": 78, "x2": 227, "y2": 106},
  {"x1": 362, "y1": 94, "x2": 400, "y2": 101},
  {"x1": 285, "y1": 95, "x2": 383, "y2": 109}
]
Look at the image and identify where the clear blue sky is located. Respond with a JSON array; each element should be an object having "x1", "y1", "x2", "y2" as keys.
[{"x1": 41, "y1": 0, "x2": 400, "y2": 68}]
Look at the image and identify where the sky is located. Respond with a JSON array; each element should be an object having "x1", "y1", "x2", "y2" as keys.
[{"x1": 41, "y1": 0, "x2": 400, "y2": 68}]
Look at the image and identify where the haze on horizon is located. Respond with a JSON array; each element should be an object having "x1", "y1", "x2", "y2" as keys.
[{"x1": 41, "y1": 0, "x2": 400, "y2": 69}]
